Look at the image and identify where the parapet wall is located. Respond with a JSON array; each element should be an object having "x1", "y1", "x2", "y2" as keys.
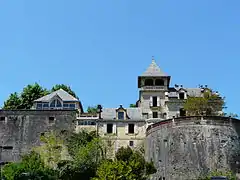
[
  {"x1": 145, "y1": 116, "x2": 240, "y2": 180},
  {"x1": 0, "y1": 110, "x2": 75, "y2": 162}
]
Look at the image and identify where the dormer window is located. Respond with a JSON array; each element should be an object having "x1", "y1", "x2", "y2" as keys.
[{"x1": 118, "y1": 112, "x2": 124, "y2": 120}]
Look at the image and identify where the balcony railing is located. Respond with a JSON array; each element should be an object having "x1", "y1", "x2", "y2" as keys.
[{"x1": 141, "y1": 86, "x2": 165, "y2": 90}]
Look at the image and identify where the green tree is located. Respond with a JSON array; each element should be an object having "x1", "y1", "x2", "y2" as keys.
[
  {"x1": 184, "y1": 89, "x2": 225, "y2": 116},
  {"x1": 20, "y1": 83, "x2": 49, "y2": 109},
  {"x1": 92, "y1": 160, "x2": 131, "y2": 180},
  {"x1": 3, "y1": 151, "x2": 57, "y2": 180},
  {"x1": 3, "y1": 92, "x2": 21, "y2": 110},
  {"x1": 57, "y1": 131, "x2": 105, "y2": 180},
  {"x1": 65, "y1": 131, "x2": 97, "y2": 157},
  {"x1": 3, "y1": 83, "x2": 48, "y2": 110},
  {"x1": 129, "y1": 104, "x2": 137, "y2": 108},
  {"x1": 51, "y1": 84, "x2": 78, "y2": 99},
  {"x1": 94, "y1": 147, "x2": 156, "y2": 180},
  {"x1": 87, "y1": 106, "x2": 98, "y2": 114}
]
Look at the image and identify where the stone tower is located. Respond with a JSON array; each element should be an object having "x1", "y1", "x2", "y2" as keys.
[{"x1": 138, "y1": 58, "x2": 171, "y2": 123}]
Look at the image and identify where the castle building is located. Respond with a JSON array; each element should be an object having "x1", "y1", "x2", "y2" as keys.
[
  {"x1": 77, "y1": 58, "x2": 214, "y2": 154},
  {"x1": 0, "y1": 58, "x2": 221, "y2": 162}
]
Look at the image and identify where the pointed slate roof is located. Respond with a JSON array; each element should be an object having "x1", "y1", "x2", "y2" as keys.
[
  {"x1": 141, "y1": 58, "x2": 168, "y2": 77},
  {"x1": 34, "y1": 89, "x2": 79, "y2": 102}
]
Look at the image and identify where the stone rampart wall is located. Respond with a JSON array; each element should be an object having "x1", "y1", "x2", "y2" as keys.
[
  {"x1": 146, "y1": 116, "x2": 240, "y2": 180},
  {"x1": 0, "y1": 110, "x2": 75, "y2": 162}
]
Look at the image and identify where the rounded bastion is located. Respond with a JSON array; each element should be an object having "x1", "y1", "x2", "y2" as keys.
[{"x1": 145, "y1": 116, "x2": 240, "y2": 180}]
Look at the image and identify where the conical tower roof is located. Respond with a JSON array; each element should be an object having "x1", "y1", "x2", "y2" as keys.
[{"x1": 141, "y1": 58, "x2": 168, "y2": 77}]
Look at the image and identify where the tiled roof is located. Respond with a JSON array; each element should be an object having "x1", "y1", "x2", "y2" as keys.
[
  {"x1": 185, "y1": 88, "x2": 203, "y2": 97},
  {"x1": 168, "y1": 87, "x2": 203, "y2": 97},
  {"x1": 34, "y1": 89, "x2": 79, "y2": 102},
  {"x1": 101, "y1": 108, "x2": 142, "y2": 120},
  {"x1": 141, "y1": 59, "x2": 168, "y2": 77}
]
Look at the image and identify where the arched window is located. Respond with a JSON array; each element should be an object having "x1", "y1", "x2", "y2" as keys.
[
  {"x1": 155, "y1": 79, "x2": 164, "y2": 86},
  {"x1": 145, "y1": 79, "x2": 154, "y2": 86},
  {"x1": 50, "y1": 100, "x2": 56, "y2": 107},
  {"x1": 56, "y1": 99, "x2": 62, "y2": 107},
  {"x1": 50, "y1": 99, "x2": 62, "y2": 108}
]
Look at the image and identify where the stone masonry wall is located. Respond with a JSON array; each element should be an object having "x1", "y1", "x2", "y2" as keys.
[
  {"x1": 0, "y1": 110, "x2": 75, "y2": 162},
  {"x1": 145, "y1": 116, "x2": 240, "y2": 180}
]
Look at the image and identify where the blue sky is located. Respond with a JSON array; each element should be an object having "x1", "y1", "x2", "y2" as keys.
[{"x1": 0, "y1": 0, "x2": 239, "y2": 114}]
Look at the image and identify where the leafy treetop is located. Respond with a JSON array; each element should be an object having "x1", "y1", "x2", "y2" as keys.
[
  {"x1": 3, "y1": 83, "x2": 49, "y2": 110},
  {"x1": 87, "y1": 106, "x2": 98, "y2": 114},
  {"x1": 93, "y1": 146, "x2": 156, "y2": 180},
  {"x1": 129, "y1": 104, "x2": 137, "y2": 108},
  {"x1": 184, "y1": 88, "x2": 225, "y2": 116},
  {"x1": 51, "y1": 84, "x2": 78, "y2": 99}
]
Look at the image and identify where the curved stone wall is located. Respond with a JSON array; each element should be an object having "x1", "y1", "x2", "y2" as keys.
[{"x1": 145, "y1": 116, "x2": 240, "y2": 180}]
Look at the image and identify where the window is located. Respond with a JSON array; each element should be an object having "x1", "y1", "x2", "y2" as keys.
[
  {"x1": 50, "y1": 100, "x2": 55, "y2": 107},
  {"x1": 129, "y1": 141, "x2": 134, "y2": 147},
  {"x1": 152, "y1": 96, "x2": 157, "y2": 107},
  {"x1": 163, "y1": 113, "x2": 167, "y2": 119},
  {"x1": 43, "y1": 103, "x2": 49, "y2": 108},
  {"x1": 36, "y1": 103, "x2": 42, "y2": 109},
  {"x1": 69, "y1": 104, "x2": 76, "y2": 109},
  {"x1": 0, "y1": 117, "x2": 5, "y2": 121},
  {"x1": 50, "y1": 99, "x2": 62, "y2": 108},
  {"x1": 48, "y1": 117, "x2": 55, "y2": 124},
  {"x1": 56, "y1": 99, "x2": 62, "y2": 107},
  {"x1": 78, "y1": 120, "x2": 84, "y2": 125},
  {"x1": 153, "y1": 112, "x2": 158, "y2": 118},
  {"x1": 179, "y1": 93, "x2": 185, "y2": 100},
  {"x1": 180, "y1": 108, "x2": 186, "y2": 116},
  {"x1": 63, "y1": 103, "x2": 68, "y2": 108},
  {"x1": 145, "y1": 79, "x2": 154, "y2": 86},
  {"x1": 155, "y1": 79, "x2": 164, "y2": 86},
  {"x1": 107, "y1": 124, "x2": 113, "y2": 134},
  {"x1": 118, "y1": 112, "x2": 124, "y2": 120},
  {"x1": 128, "y1": 124, "x2": 134, "y2": 134},
  {"x1": 91, "y1": 121, "x2": 96, "y2": 125},
  {"x1": 143, "y1": 113, "x2": 149, "y2": 119}
]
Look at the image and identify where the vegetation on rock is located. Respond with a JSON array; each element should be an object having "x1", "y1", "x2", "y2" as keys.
[
  {"x1": 198, "y1": 170, "x2": 237, "y2": 180},
  {"x1": 2, "y1": 131, "x2": 156, "y2": 180}
]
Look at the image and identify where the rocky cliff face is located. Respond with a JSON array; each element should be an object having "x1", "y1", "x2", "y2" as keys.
[
  {"x1": 0, "y1": 110, "x2": 75, "y2": 162},
  {"x1": 145, "y1": 116, "x2": 240, "y2": 180}
]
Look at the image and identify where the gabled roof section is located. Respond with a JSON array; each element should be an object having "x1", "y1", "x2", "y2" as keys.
[
  {"x1": 101, "y1": 108, "x2": 143, "y2": 120},
  {"x1": 34, "y1": 89, "x2": 79, "y2": 102},
  {"x1": 140, "y1": 58, "x2": 169, "y2": 77}
]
